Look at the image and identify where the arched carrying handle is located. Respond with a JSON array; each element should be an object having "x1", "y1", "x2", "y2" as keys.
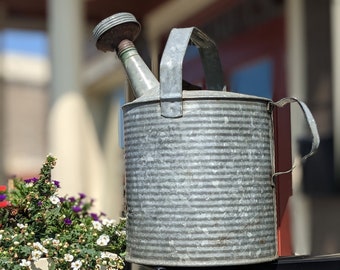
[
  {"x1": 160, "y1": 27, "x2": 225, "y2": 118},
  {"x1": 271, "y1": 97, "x2": 320, "y2": 179}
]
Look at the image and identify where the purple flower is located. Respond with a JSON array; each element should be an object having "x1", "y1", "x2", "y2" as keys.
[
  {"x1": 64, "y1": 218, "x2": 72, "y2": 225},
  {"x1": 24, "y1": 177, "x2": 38, "y2": 184},
  {"x1": 0, "y1": 194, "x2": 6, "y2": 201},
  {"x1": 79, "y1": 193, "x2": 86, "y2": 199},
  {"x1": 59, "y1": 197, "x2": 66, "y2": 203},
  {"x1": 72, "y1": 205, "x2": 82, "y2": 213},
  {"x1": 90, "y1": 213, "x2": 99, "y2": 221},
  {"x1": 37, "y1": 201, "x2": 43, "y2": 206},
  {"x1": 53, "y1": 180, "x2": 60, "y2": 188},
  {"x1": 68, "y1": 197, "x2": 76, "y2": 203}
]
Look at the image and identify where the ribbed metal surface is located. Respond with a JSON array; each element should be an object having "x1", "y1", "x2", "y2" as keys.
[
  {"x1": 124, "y1": 98, "x2": 277, "y2": 266},
  {"x1": 92, "y1": 12, "x2": 139, "y2": 41}
]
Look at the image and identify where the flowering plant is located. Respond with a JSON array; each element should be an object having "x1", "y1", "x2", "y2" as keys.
[{"x1": 0, "y1": 155, "x2": 126, "y2": 270}]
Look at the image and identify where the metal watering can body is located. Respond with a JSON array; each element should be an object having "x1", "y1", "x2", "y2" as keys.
[{"x1": 94, "y1": 13, "x2": 319, "y2": 267}]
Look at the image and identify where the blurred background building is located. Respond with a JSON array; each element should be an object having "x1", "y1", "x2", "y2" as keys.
[{"x1": 0, "y1": 0, "x2": 339, "y2": 258}]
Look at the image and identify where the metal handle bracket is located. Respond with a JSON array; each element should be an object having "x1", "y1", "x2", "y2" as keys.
[{"x1": 159, "y1": 27, "x2": 225, "y2": 118}]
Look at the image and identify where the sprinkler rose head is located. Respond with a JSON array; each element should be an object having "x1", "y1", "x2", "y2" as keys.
[{"x1": 93, "y1": 12, "x2": 141, "y2": 52}]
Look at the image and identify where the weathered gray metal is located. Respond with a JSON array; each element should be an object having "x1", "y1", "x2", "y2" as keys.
[
  {"x1": 93, "y1": 13, "x2": 319, "y2": 267},
  {"x1": 160, "y1": 27, "x2": 225, "y2": 118},
  {"x1": 93, "y1": 12, "x2": 159, "y2": 98},
  {"x1": 124, "y1": 91, "x2": 276, "y2": 266}
]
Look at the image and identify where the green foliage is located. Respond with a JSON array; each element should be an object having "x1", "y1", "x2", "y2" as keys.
[{"x1": 0, "y1": 155, "x2": 126, "y2": 270}]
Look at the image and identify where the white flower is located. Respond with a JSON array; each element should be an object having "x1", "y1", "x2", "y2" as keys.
[
  {"x1": 32, "y1": 242, "x2": 48, "y2": 253},
  {"x1": 42, "y1": 238, "x2": 52, "y2": 245},
  {"x1": 52, "y1": 239, "x2": 60, "y2": 246},
  {"x1": 102, "y1": 218, "x2": 116, "y2": 227},
  {"x1": 115, "y1": 230, "x2": 126, "y2": 236},
  {"x1": 71, "y1": 259, "x2": 82, "y2": 270},
  {"x1": 100, "y1": 252, "x2": 118, "y2": 260},
  {"x1": 0, "y1": 234, "x2": 2, "y2": 241},
  {"x1": 92, "y1": 220, "x2": 103, "y2": 231},
  {"x1": 96, "y1": 234, "x2": 110, "y2": 246},
  {"x1": 33, "y1": 242, "x2": 43, "y2": 249},
  {"x1": 64, "y1": 253, "x2": 74, "y2": 262},
  {"x1": 17, "y1": 223, "x2": 26, "y2": 229},
  {"x1": 49, "y1": 195, "x2": 60, "y2": 205},
  {"x1": 19, "y1": 259, "x2": 31, "y2": 267},
  {"x1": 31, "y1": 250, "x2": 43, "y2": 261}
]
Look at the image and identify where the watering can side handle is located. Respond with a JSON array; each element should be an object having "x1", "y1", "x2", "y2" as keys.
[
  {"x1": 271, "y1": 97, "x2": 320, "y2": 179},
  {"x1": 160, "y1": 27, "x2": 225, "y2": 118}
]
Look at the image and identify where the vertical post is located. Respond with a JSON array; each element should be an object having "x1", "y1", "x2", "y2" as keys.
[
  {"x1": 286, "y1": 0, "x2": 307, "y2": 151},
  {"x1": 331, "y1": 0, "x2": 340, "y2": 186},
  {"x1": 0, "y1": 66, "x2": 4, "y2": 185},
  {"x1": 0, "y1": 2, "x2": 5, "y2": 184},
  {"x1": 48, "y1": 0, "x2": 83, "y2": 102},
  {"x1": 47, "y1": 0, "x2": 85, "y2": 194},
  {"x1": 285, "y1": 0, "x2": 311, "y2": 255}
]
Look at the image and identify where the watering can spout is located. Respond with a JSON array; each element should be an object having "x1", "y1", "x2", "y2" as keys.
[{"x1": 93, "y1": 12, "x2": 159, "y2": 98}]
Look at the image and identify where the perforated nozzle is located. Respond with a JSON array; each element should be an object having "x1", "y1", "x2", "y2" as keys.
[{"x1": 93, "y1": 12, "x2": 141, "y2": 52}]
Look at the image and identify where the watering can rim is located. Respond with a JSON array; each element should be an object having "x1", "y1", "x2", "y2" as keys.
[{"x1": 122, "y1": 89, "x2": 271, "y2": 109}]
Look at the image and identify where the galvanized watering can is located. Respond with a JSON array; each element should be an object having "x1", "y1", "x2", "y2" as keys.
[{"x1": 94, "y1": 13, "x2": 319, "y2": 267}]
